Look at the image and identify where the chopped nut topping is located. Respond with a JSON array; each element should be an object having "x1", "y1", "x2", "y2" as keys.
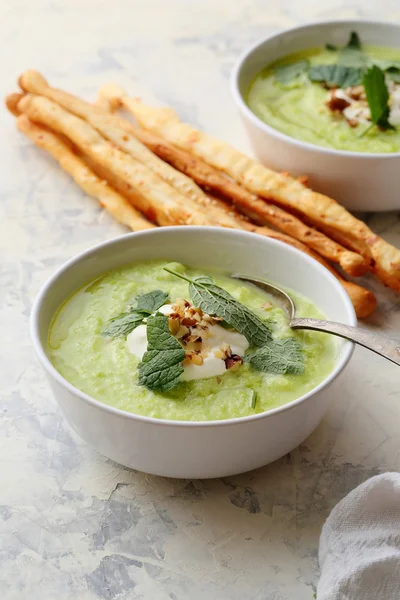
[
  {"x1": 168, "y1": 315, "x2": 180, "y2": 336},
  {"x1": 183, "y1": 352, "x2": 204, "y2": 366},
  {"x1": 224, "y1": 354, "x2": 243, "y2": 370},
  {"x1": 326, "y1": 95, "x2": 350, "y2": 113},
  {"x1": 182, "y1": 316, "x2": 197, "y2": 327}
]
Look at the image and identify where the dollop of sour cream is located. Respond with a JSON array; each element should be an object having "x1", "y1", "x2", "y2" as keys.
[{"x1": 127, "y1": 303, "x2": 249, "y2": 382}]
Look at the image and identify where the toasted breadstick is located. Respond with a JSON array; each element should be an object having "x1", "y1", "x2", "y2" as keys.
[
  {"x1": 18, "y1": 94, "x2": 214, "y2": 227},
  {"x1": 5, "y1": 92, "x2": 25, "y2": 116},
  {"x1": 18, "y1": 70, "x2": 216, "y2": 212},
  {"x1": 123, "y1": 126, "x2": 369, "y2": 277},
  {"x1": 16, "y1": 72, "x2": 369, "y2": 278},
  {"x1": 14, "y1": 93, "x2": 376, "y2": 317},
  {"x1": 106, "y1": 92, "x2": 400, "y2": 292},
  {"x1": 249, "y1": 225, "x2": 376, "y2": 318},
  {"x1": 17, "y1": 72, "x2": 241, "y2": 228},
  {"x1": 204, "y1": 200, "x2": 377, "y2": 317},
  {"x1": 79, "y1": 149, "x2": 246, "y2": 229},
  {"x1": 16, "y1": 115, "x2": 154, "y2": 231}
]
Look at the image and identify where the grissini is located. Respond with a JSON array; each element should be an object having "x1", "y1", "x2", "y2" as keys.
[
  {"x1": 15, "y1": 114, "x2": 155, "y2": 231},
  {"x1": 12, "y1": 92, "x2": 377, "y2": 317},
  {"x1": 79, "y1": 149, "x2": 249, "y2": 230},
  {"x1": 17, "y1": 93, "x2": 215, "y2": 227},
  {"x1": 123, "y1": 125, "x2": 369, "y2": 277},
  {"x1": 17, "y1": 73, "x2": 240, "y2": 228},
  {"x1": 17, "y1": 71, "x2": 369, "y2": 278},
  {"x1": 18, "y1": 71, "x2": 219, "y2": 211},
  {"x1": 104, "y1": 91, "x2": 400, "y2": 292},
  {"x1": 247, "y1": 225, "x2": 377, "y2": 319},
  {"x1": 64, "y1": 150, "x2": 379, "y2": 317}
]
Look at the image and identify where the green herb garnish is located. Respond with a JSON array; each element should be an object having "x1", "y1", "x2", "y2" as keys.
[
  {"x1": 308, "y1": 64, "x2": 363, "y2": 88},
  {"x1": 346, "y1": 31, "x2": 361, "y2": 49},
  {"x1": 326, "y1": 31, "x2": 360, "y2": 54},
  {"x1": 164, "y1": 269, "x2": 272, "y2": 347},
  {"x1": 311, "y1": 32, "x2": 366, "y2": 86},
  {"x1": 102, "y1": 311, "x2": 147, "y2": 338},
  {"x1": 138, "y1": 313, "x2": 185, "y2": 392},
  {"x1": 275, "y1": 59, "x2": 309, "y2": 84},
  {"x1": 132, "y1": 289, "x2": 169, "y2": 314},
  {"x1": 251, "y1": 390, "x2": 257, "y2": 409},
  {"x1": 363, "y1": 65, "x2": 394, "y2": 130},
  {"x1": 385, "y1": 65, "x2": 400, "y2": 84},
  {"x1": 246, "y1": 338, "x2": 304, "y2": 375},
  {"x1": 338, "y1": 31, "x2": 367, "y2": 68},
  {"x1": 103, "y1": 289, "x2": 169, "y2": 338}
]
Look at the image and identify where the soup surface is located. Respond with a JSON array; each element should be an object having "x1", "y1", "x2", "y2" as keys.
[
  {"x1": 247, "y1": 45, "x2": 400, "y2": 153},
  {"x1": 49, "y1": 261, "x2": 336, "y2": 421}
]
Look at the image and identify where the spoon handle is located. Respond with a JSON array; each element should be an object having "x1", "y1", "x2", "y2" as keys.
[{"x1": 291, "y1": 318, "x2": 400, "y2": 366}]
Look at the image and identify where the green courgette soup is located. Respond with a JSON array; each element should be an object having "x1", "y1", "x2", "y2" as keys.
[
  {"x1": 48, "y1": 261, "x2": 336, "y2": 421},
  {"x1": 247, "y1": 39, "x2": 400, "y2": 153}
]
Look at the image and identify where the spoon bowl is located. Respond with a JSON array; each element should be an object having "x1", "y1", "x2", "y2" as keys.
[{"x1": 233, "y1": 274, "x2": 400, "y2": 366}]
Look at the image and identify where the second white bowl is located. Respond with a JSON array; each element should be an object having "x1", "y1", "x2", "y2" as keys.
[{"x1": 231, "y1": 19, "x2": 400, "y2": 212}]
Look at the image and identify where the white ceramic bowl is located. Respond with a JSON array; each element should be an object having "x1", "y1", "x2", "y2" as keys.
[
  {"x1": 31, "y1": 227, "x2": 356, "y2": 478},
  {"x1": 231, "y1": 19, "x2": 400, "y2": 212}
]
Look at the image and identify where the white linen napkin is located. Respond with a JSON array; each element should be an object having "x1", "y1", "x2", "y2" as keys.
[{"x1": 318, "y1": 472, "x2": 400, "y2": 599}]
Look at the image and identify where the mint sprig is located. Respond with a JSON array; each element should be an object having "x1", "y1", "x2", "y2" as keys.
[
  {"x1": 275, "y1": 59, "x2": 309, "y2": 84},
  {"x1": 102, "y1": 311, "x2": 148, "y2": 338},
  {"x1": 132, "y1": 289, "x2": 169, "y2": 314},
  {"x1": 363, "y1": 66, "x2": 394, "y2": 130},
  {"x1": 338, "y1": 31, "x2": 367, "y2": 68},
  {"x1": 138, "y1": 313, "x2": 185, "y2": 392},
  {"x1": 308, "y1": 64, "x2": 363, "y2": 88},
  {"x1": 246, "y1": 338, "x2": 304, "y2": 375},
  {"x1": 164, "y1": 269, "x2": 272, "y2": 347},
  {"x1": 103, "y1": 289, "x2": 169, "y2": 338}
]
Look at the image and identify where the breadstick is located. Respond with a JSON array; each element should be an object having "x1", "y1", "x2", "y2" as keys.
[
  {"x1": 123, "y1": 126, "x2": 369, "y2": 277},
  {"x1": 14, "y1": 93, "x2": 376, "y2": 317},
  {"x1": 106, "y1": 92, "x2": 400, "y2": 292},
  {"x1": 15, "y1": 115, "x2": 154, "y2": 231},
  {"x1": 250, "y1": 225, "x2": 376, "y2": 318},
  {"x1": 78, "y1": 146, "x2": 375, "y2": 316},
  {"x1": 78, "y1": 149, "x2": 246, "y2": 229},
  {"x1": 5, "y1": 92, "x2": 25, "y2": 116},
  {"x1": 18, "y1": 71, "x2": 215, "y2": 211},
  {"x1": 18, "y1": 94, "x2": 214, "y2": 227},
  {"x1": 16, "y1": 72, "x2": 369, "y2": 278}
]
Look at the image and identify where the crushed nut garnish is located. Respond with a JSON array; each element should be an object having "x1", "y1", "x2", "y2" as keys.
[{"x1": 224, "y1": 354, "x2": 243, "y2": 370}]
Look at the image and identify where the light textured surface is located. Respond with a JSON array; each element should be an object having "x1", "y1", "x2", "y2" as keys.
[{"x1": 1, "y1": 1, "x2": 399, "y2": 599}]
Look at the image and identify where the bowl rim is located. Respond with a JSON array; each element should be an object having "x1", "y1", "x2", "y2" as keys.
[
  {"x1": 230, "y1": 18, "x2": 400, "y2": 159},
  {"x1": 30, "y1": 226, "x2": 356, "y2": 428}
]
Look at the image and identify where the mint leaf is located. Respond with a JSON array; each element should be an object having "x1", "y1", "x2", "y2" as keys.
[
  {"x1": 138, "y1": 313, "x2": 185, "y2": 392},
  {"x1": 246, "y1": 338, "x2": 304, "y2": 375},
  {"x1": 363, "y1": 65, "x2": 394, "y2": 130},
  {"x1": 385, "y1": 65, "x2": 400, "y2": 84},
  {"x1": 164, "y1": 269, "x2": 272, "y2": 347},
  {"x1": 275, "y1": 59, "x2": 309, "y2": 84},
  {"x1": 102, "y1": 311, "x2": 145, "y2": 338},
  {"x1": 133, "y1": 289, "x2": 169, "y2": 314},
  {"x1": 309, "y1": 64, "x2": 363, "y2": 87},
  {"x1": 338, "y1": 31, "x2": 367, "y2": 68},
  {"x1": 346, "y1": 31, "x2": 361, "y2": 50},
  {"x1": 103, "y1": 289, "x2": 169, "y2": 338},
  {"x1": 326, "y1": 32, "x2": 360, "y2": 55}
]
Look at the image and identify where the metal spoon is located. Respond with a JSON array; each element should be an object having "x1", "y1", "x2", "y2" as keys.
[{"x1": 233, "y1": 275, "x2": 400, "y2": 366}]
